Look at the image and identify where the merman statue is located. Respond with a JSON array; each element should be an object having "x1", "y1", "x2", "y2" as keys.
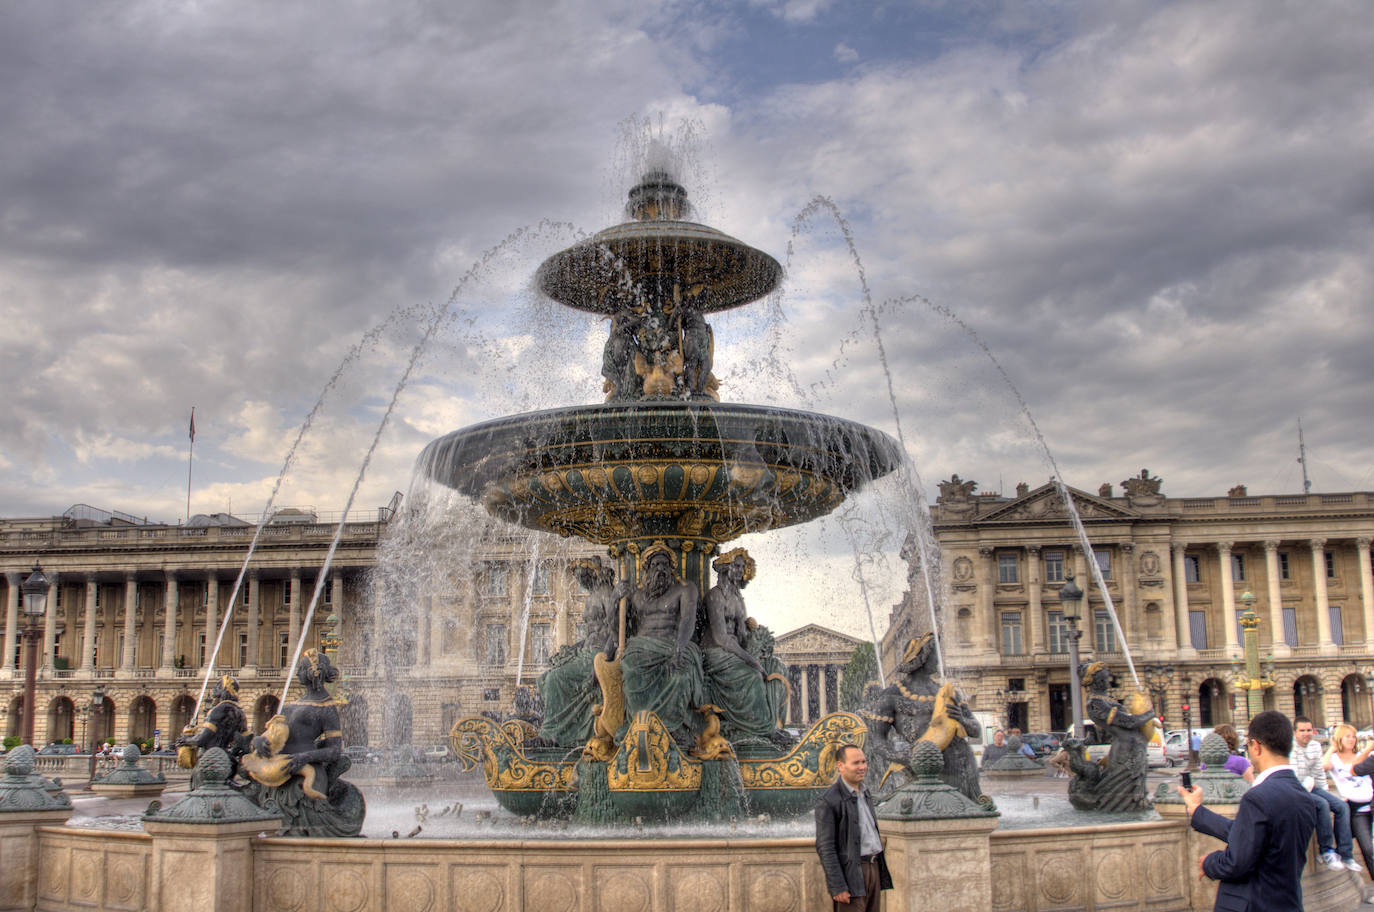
[
  {"x1": 537, "y1": 557, "x2": 627, "y2": 747},
  {"x1": 860, "y1": 633, "x2": 986, "y2": 805},
  {"x1": 1063, "y1": 661, "x2": 1155, "y2": 811},
  {"x1": 699, "y1": 548, "x2": 790, "y2": 747},
  {"x1": 175, "y1": 675, "x2": 248, "y2": 785},
  {"x1": 241, "y1": 649, "x2": 365, "y2": 836}
]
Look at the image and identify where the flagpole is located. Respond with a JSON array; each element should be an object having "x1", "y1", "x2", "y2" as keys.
[{"x1": 186, "y1": 407, "x2": 196, "y2": 523}]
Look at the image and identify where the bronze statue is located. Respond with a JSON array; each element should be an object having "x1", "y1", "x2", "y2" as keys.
[
  {"x1": 619, "y1": 544, "x2": 704, "y2": 748},
  {"x1": 700, "y1": 549, "x2": 789, "y2": 745},
  {"x1": 861, "y1": 634, "x2": 985, "y2": 805},
  {"x1": 241, "y1": 649, "x2": 365, "y2": 836},
  {"x1": 175, "y1": 675, "x2": 248, "y2": 784},
  {"x1": 536, "y1": 558, "x2": 626, "y2": 747},
  {"x1": 1063, "y1": 662, "x2": 1155, "y2": 811}
]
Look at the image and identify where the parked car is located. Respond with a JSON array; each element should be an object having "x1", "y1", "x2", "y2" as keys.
[
  {"x1": 342, "y1": 745, "x2": 382, "y2": 763},
  {"x1": 1146, "y1": 740, "x2": 1167, "y2": 768},
  {"x1": 36, "y1": 743, "x2": 81, "y2": 756},
  {"x1": 1019, "y1": 732, "x2": 1061, "y2": 758},
  {"x1": 423, "y1": 745, "x2": 455, "y2": 763}
]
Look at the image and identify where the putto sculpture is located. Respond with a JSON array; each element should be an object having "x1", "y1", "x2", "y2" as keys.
[{"x1": 439, "y1": 168, "x2": 899, "y2": 820}]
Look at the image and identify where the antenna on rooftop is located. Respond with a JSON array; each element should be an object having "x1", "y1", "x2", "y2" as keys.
[{"x1": 1297, "y1": 418, "x2": 1312, "y2": 494}]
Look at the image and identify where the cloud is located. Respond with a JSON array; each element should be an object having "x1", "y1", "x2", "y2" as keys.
[{"x1": 833, "y1": 42, "x2": 859, "y2": 64}]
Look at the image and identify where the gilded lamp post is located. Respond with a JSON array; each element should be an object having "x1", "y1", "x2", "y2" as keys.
[
  {"x1": 1059, "y1": 573, "x2": 1086, "y2": 739},
  {"x1": 1232, "y1": 589, "x2": 1274, "y2": 722}
]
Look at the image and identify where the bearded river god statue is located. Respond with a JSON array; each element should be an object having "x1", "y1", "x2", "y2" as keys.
[
  {"x1": 240, "y1": 649, "x2": 365, "y2": 836},
  {"x1": 861, "y1": 634, "x2": 990, "y2": 808}
]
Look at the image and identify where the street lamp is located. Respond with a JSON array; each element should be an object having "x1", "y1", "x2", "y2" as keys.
[
  {"x1": 87, "y1": 685, "x2": 105, "y2": 780},
  {"x1": 1059, "y1": 573, "x2": 1086, "y2": 739},
  {"x1": 20, "y1": 563, "x2": 50, "y2": 746},
  {"x1": 1143, "y1": 663, "x2": 1175, "y2": 724}
]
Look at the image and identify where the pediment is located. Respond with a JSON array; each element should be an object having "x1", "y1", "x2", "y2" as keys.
[
  {"x1": 774, "y1": 623, "x2": 864, "y2": 656},
  {"x1": 975, "y1": 483, "x2": 1138, "y2": 524}
]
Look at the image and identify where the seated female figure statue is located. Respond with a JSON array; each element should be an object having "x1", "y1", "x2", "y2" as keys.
[
  {"x1": 1064, "y1": 661, "x2": 1154, "y2": 811},
  {"x1": 700, "y1": 549, "x2": 788, "y2": 745},
  {"x1": 536, "y1": 557, "x2": 625, "y2": 747},
  {"x1": 241, "y1": 649, "x2": 365, "y2": 836},
  {"x1": 175, "y1": 674, "x2": 248, "y2": 784}
]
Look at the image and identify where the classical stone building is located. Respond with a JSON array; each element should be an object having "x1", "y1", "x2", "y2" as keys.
[
  {"x1": 881, "y1": 474, "x2": 1374, "y2": 734},
  {"x1": 0, "y1": 505, "x2": 861, "y2": 750}
]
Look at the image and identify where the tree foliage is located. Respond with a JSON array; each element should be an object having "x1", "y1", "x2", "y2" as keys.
[{"x1": 839, "y1": 641, "x2": 880, "y2": 712}]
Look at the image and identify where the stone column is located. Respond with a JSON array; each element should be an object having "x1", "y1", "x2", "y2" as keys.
[
  {"x1": 1026, "y1": 546, "x2": 1044, "y2": 653},
  {"x1": 978, "y1": 547, "x2": 997, "y2": 656},
  {"x1": 418, "y1": 595, "x2": 432, "y2": 666},
  {"x1": 2, "y1": 572, "x2": 21, "y2": 680},
  {"x1": 1217, "y1": 541, "x2": 1238, "y2": 654},
  {"x1": 1311, "y1": 538, "x2": 1335, "y2": 654},
  {"x1": 798, "y1": 665, "x2": 811, "y2": 724},
  {"x1": 121, "y1": 572, "x2": 138, "y2": 670},
  {"x1": 1119, "y1": 543, "x2": 1139, "y2": 648},
  {"x1": 244, "y1": 571, "x2": 260, "y2": 674},
  {"x1": 1264, "y1": 540, "x2": 1290, "y2": 658},
  {"x1": 80, "y1": 580, "x2": 98, "y2": 673},
  {"x1": 1171, "y1": 543, "x2": 1195, "y2": 656},
  {"x1": 1072, "y1": 547, "x2": 1093, "y2": 657},
  {"x1": 204, "y1": 576, "x2": 219, "y2": 669},
  {"x1": 159, "y1": 570, "x2": 179, "y2": 674},
  {"x1": 40, "y1": 571, "x2": 58, "y2": 673},
  {"x1": 1358, "y1": 537, "x2": 1374, "y2": 649},
  {"x1": 287, "y1": 568, "x2": 302, "y2": 659}
]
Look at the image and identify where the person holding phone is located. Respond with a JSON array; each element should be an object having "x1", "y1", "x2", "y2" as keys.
[
  {"x1": 1177, "y1": 710, "x2": 1316, "y2": 912},
  {"x1": 1324, "y1": 722, "x2": 1374, "y2": 876}
]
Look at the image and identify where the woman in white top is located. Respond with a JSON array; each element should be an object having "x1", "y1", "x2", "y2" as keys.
[{"x1": 1324, "y1": 722, "x2": 1374, "y2": 877}]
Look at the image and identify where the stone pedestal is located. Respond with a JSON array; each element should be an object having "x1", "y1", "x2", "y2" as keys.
[
  {"x1": 0, "y1": 811, "x2": 72, "y2": 912},
  {"x1": 143, "y1": 818, "x2": 271, "y2": 912},
  {"x1": 881, "y1": 814, "x2": 999, "y2": 911}
]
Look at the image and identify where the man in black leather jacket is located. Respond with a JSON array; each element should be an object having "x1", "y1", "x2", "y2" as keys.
[{"x1": 815, "y1": 744, "x2": 894, "y2": 910}]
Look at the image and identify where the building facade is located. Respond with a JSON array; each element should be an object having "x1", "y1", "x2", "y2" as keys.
[
  {"x1": 881, "y1": 475, "x2": 1374, "y2": 735},
  {"x1": 0, "y1": 506, "x2": 860, "y2": 750}
]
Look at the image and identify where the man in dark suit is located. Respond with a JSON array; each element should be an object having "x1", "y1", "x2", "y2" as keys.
[
  {"x1": 1177, "y1": 710, "x2": 1317, "y2": 912},
  {"x1": 815, "y1": 744, "x2": 893, "y2": 911}
]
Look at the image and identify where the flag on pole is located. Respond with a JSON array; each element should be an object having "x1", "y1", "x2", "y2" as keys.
[{"x1": 189, "y1": 408, "x2": 196, "y2": 442}]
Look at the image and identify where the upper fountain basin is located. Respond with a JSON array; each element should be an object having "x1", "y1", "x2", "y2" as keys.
[
  {"x1": 417, "y1": 401, "x2": 903, "y2": 545},
  {"x1": 535, "y1": 219, "x2": 783, "y2": 315}
]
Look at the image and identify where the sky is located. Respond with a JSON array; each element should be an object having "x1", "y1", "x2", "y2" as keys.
[{"x1": 2, "y1": 0, "x2": 1372, "y2": 634}]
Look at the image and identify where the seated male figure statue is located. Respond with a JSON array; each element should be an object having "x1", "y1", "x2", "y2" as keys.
[{"x1": 620, "y1": 544, "x2": 704, "y2": 748}]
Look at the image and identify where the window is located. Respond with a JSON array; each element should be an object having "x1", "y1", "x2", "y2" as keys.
[
  {"x1": 238, "y1": 632, "x2": 248, "y2": 667},
  {"x1": 323, "y1": 577, "x2": 332, "y2": 604},
  {"x1": 441, "y1": 620, "x2": 461, "y2": 655},
  {"x1": 1044, "y1": 551, "x2": 1065, "y2": 584},
  {"x1": 533, "y1": 564, "x2": 551, "y2": 596},
  {"x1": 279, "y1": 631, "x2": 290, "y2": 666},
  {"x1": 1326, "y1": 551, "x2": 1336, "y2": 579},
  {"x1": 483, "y1": 688, "x2": 500, "y2": 702},
  {"x1": 1093, "y1": 549, "x2": 1112, "y2": 580},
  {"x1": 1000, "y1": 612, "x2": 1023, "y2": 655},
  {"x1": 156, "y1": 633, "x2": 164, "y2": 665},
  {"x1": 574, "y1": 620, "x2": 587, "y2": 644},
  {"x1": 487, "y1": 565, "x2": 508, "y2": 597},
  {"x1": 1094, "y1": 610, "x2": 1116, "y2": 653},
  {"x1": 1330, "y1": 606, "x2": 1345, "y2": 646},
  {"x1": 283, "y1": 582, "x2": 291, "y2": 606},
  {"x1": 198, "y1": 633, "x2": 207, "y2": 666},
  {"x1": 531, "y1": 623, "x2": 552, "y2": 664},
  {"x1": 55, "y1": 586, "x2": 62, "y2": 609},
  {"x1": 1231, "y1": 553, "x2": 1245, "y2": 581},
  {"x1": 1047, "y1": 611, "x2": 1069, "y2": 654},
  {"x1": 1184, "y1": 555, "x2": 1201, "y2": 583},
  {"x1": 242, "y1": 584, "x2": 249, "y2": 606},
  {"x1": 94, "y1": 587, "x2": 101, "y2": 608},
  {"x1": 91, "y1": 639, "x2": 98, "y2": 668},
  {"x1": 1279, "y1": 552, "x2": 1290, "y2": 580},
  {"x1": 484, "y1": 624, "x2": 507, "y2": 665},
  {"x1": 998, "y1": 553, "x2": 1019, "y2": 584},
  {"x1": 1282, "y1": 606, "x2": 1298, "y2": 647}
]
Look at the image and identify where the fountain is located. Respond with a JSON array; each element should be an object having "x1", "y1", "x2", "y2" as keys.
[{"x1": 424, "y1": 169, "x2": 904, "y2": 821}]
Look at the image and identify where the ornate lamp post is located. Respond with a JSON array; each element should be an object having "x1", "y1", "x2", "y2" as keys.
[
  {"x1": 87, "y1": 685, "x2": 105, "y2": 779},
  {"x1": 1230, "y1": 589, "x2": 1274, "y2": 723},
  {"x1": 1059, "y1": 573, "x2": 1086, "y2": 739},
  {"x1": 1143, "y1": 663, "x2": 1174, "y2": 725},
  {"x1": 20, "y1": 562, "x2": 51, "y2": 746}
]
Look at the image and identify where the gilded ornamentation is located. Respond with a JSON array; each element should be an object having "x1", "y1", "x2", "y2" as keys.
[
  {"x1": 609, "y1": 711, "x2": 702, "y2": 792},
  {"x1": 692, "y1": 704, "x2": 735, "y2": 760},
  {"x1": 736, "y1": 712, "x2": 866, "y2": 789},
  {"x1": 584, "y1": 651, "x2": 626, "y2": 762},
  {"x1": 451, "y1": 716, "x2": 577, "y2": 793}
]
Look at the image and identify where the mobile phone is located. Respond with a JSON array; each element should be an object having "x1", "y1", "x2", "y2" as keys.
[{"x1": 1180, "y1": 771, "x2": 1193, "y2": 789}]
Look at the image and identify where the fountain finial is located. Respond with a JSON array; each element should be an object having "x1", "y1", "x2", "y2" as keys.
[{"x1": 626, "y1": 171, "x2": 690, "y2": 221}]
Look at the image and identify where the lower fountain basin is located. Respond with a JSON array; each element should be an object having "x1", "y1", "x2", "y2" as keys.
[{"x1": 417, "y1": 402, "x2": 904, "y2": 544}]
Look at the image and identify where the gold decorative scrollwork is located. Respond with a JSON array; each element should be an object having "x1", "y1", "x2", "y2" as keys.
[
  {"x1": 450, "y1": 715, "x2": 576, "y2": 793},
  {"x1": 737, "y1": 712, "x2": 867, "y2": 789},
  {"x1": 608, "y1": 711, "x2": 702, "y2": 792}
]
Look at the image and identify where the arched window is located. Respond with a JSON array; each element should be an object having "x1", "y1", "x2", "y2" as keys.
[
  {"x1": 46, "y1": 696, "x2": 75, "y2": 743},
  {"x1": 130, "y1": 695, "x2": 158, "y2": 744},
  {"x1": 1293, "y1": 675, "x2": 1324, "y2": 727}
]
